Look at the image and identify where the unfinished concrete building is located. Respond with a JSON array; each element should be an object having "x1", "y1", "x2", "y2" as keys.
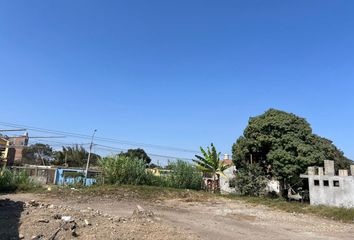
[{"x1": 301, "y1": 160, "x2": 354, "y2": 208}]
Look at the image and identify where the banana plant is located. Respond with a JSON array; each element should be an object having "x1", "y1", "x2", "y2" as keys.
[{"x1": 193, "y1": 143, "x2": 227, "y2": 192}]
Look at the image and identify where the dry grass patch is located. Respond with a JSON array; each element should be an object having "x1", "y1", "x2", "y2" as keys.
[{"x1": 227, "y1": 195, "x2": 354, "y2": 223}]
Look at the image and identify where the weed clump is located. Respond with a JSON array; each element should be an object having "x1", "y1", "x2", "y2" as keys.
[{"x1": 0, "y1": 166, "x2": 40, "y2": 192}]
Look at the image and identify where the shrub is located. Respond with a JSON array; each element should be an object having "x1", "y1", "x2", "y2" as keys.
[
  {"x1": 0, "y1": 167, "x2": 15, "y2": 191},
  {"x1": 99, "y1": 157, "x2": 203, "y2": 190},
  {"x1": 164, "y1": 160, "x2": 203, "y2": 190},
  {"x1": 234, "y1": 163, "x2": 268, "y2": 196},
  {"x1": 99, "y1": 156, "x2": 154, "y2": 185},
  {"x1": 0, "y1": 166, "x2": 39, "y2": 192}
]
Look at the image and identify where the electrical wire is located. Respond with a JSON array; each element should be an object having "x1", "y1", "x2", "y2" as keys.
[
  {"x1": 93, "y1": 144, "x2": 194, "y2": 162},
  {"x1": 9, "y1": 129, "x2": 196, "y2": 162},
  {"x1": 0, "y1": 121, "x2": 199, "y2": 154}
]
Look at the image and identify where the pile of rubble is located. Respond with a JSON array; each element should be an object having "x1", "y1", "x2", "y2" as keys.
[
  {"x1": 18, "y1": 200, "x2": 159, "y2": 240},
  {"x1": 20, "y1": 200, "x2": 93, "y2": 239}
]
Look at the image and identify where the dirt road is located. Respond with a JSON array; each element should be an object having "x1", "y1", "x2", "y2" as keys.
[{"x1": 1, "y1": 190, "x2": 353, "y2": 240}]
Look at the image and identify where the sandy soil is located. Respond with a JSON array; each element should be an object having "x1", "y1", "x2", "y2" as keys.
[{"x1": 1, "y1": 189, "x2": 353, "y2": 240}]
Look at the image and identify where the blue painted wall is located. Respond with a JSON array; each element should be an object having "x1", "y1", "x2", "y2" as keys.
[{"x1": 55, "y1": 168, "x2": 97, "y2": 186}]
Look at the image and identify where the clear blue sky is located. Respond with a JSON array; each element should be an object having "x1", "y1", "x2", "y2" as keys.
[{"x1": 1, "y1": 1, "x2": 353, "y2": 163}]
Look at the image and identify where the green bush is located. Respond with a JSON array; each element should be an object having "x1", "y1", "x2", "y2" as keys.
[
  {"x1": 0, "y1": 167, "x2": 15, "y2": 191},
  {"x1": 99, "y1": 156, "x2": 154, "y2": 185},
  {"x1": 234, "y1": 163, "x2": 268, "y2": 196},
  {"x1": 163, "y1": 160, "x2": 203, "y2": 190},
  {"x1": 0, "y1": 167, "x2": 39, "y2": 192},
  {"x1": 99, "y1": 157, "x2": 202, "y2": 190}
]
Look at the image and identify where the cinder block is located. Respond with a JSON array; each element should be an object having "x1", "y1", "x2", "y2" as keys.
[
  {"x1": 324, "y1": 160, "x2": 335, "y2": 176},
  {"x1": 339, "y1": 169, "x2": 348, "y2": 177},
  {"x1": 308, "y1": 166, "x2": 315, "y2": 175},
  {"x1": 318, "y1": 167, "x2": 324, "y2": 176}
]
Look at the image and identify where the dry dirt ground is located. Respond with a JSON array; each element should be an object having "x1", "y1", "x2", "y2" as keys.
[{"x1": 1, "y1": 188, "x2": 353, "y2": 240}]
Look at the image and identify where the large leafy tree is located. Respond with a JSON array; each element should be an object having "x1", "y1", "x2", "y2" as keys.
[
  {"x1": 193, "y1": 143, "x2": 227, "y2": 192},
  {"x1": 118, "y1": 148, "x2": 151, "y2": 164},
  {"x1": 232, "y1": 109, "x2": 353, "y2": 186}
]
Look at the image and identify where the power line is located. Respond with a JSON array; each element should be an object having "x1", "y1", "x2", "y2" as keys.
[
  {"x1": 30, "y1": 139, "x2": 90, "y2": 148},
  {"x1": 21, "y1": 130, "x2": 195, "y2": 162},
  {"x1": 30, "y1": 138, "x2": 90, "y2": 146},
  {"x1": 0, "y1": 129, "x2": 27, "y2": 132},
  {"x1": 0, "y1": 121, "x2": 199, "y2": 154},
  {"x1": 93, "y1": 144, "x2": 194, "y2": 162}
]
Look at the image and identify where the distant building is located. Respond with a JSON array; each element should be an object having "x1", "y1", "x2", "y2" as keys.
[
  {"x1": 0, "y1": 132, "x2": 29, "y2": 165},
  {"x1": 301, "y1": 160, "x2": 354, "y2": 208},
  {"x1": 220, "y1": 154, "x2": 234, "y2": 167},
  {"x1": 201, "y1": 153, "x2": 237, "y2": 194},
  {"x1": 7, "y1": 132, "x2": 29, "y2": 164}
]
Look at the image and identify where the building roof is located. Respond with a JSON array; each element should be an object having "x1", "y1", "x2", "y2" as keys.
[{"x1": 220, "y1": 159, "x2": 234, "y2": 166}]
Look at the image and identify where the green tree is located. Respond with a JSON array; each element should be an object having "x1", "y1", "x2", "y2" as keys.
[
  {"x1": 232, "y1": 109, "x2": 353, "y2": 187},
  {"x1": 22, "y1": 143, "x2": 53, "y2": 165},
  {"x1": 53, "y1": 145, "x2": 100, "y2": 167},
  {"x1": 193, "y1": 143, "x2": 227, "y2": 192},
  {"x1": 118, "y1": 148, "x2": 151, "y2": 164}
]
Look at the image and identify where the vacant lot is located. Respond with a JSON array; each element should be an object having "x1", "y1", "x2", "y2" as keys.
[{"x1": 1, "y1": 186, "x2": 353, "y2": 240}]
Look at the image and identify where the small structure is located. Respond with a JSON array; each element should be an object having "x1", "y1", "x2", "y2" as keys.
[
  {"x1": 11, "y1": 165, "x2": 56, "y2": 185},
  {"x1": 220, "y1": 165, "x2": 237, "y2": 194},
  {"x1": 219, "y1": 154, "x2": 237, "y2": 194},
  {"x1": 301, "y1": 160, "x2": 354, "y2": 208},
  {"x1": 54, "y1": 168, "x2": 100, "y2": 186}
]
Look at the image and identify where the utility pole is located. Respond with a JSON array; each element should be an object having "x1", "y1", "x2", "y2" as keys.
[{"x1": 84, "y1": 129, "x2": 97, "y2": 186}]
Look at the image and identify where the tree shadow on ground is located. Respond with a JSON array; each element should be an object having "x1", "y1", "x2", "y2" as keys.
[{"x1": 0, "y1": 198, "x2": 24, "y2": 240}]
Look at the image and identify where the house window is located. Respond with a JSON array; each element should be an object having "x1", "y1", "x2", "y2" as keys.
[
  {"x1": 314, "y1": 180, "x2": 320, "y2": 186},
  {"x1": 323, "y1": 180, "x2": 329, "y2": 187},
  {"x1": 333, "y1": 180, "x2": 340, "y2": 187}
]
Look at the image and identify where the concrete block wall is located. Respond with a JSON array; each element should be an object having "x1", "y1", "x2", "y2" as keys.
[
  {"x1": 302, "y1": 160, "x2": 354, "y2": 208},
  {"x1": 307, "y1": 175, "x2": 354, "y2": 208}
]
